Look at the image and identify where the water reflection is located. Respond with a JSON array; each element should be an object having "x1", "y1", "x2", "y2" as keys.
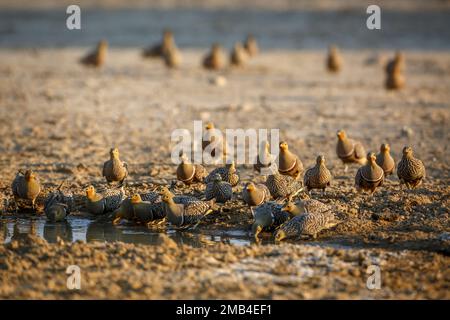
[{"x1": 43, "y1": 220, "x2": 73, "y2": 243}]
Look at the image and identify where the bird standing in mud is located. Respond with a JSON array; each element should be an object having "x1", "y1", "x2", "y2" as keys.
[
  {"x1": 44, "y1": 180, "x2": 75, "y2": 222},
  {"x1": 336, "y1": 129, "x2": 367, "y2": 172},
  {"x1": 278, "y1": 141, "x2": 303, "y2": 180},
  {"x1": 203, "y1": 43, "x2": 226, "y2": 70},
  {"x1": 85, "y1": 185, "x2": 125, "y2": 215},
  {"x1": 354, "y1": 152, "x2": 385, "y2": 195},
  {"x1": 230, "y1": 42, "x2": 248, "y2": 67},
  {"x1": 102, "y1": 148, "x2": 128, "y2": 185},
  {"x1": 265, "y1": 171, "x2": 303, "y2": 200},
  {"x1": 326, "y1": 45, "x2": 342, "y2": 73},
  {"x1": 397, "y1": 146, "x2": 426, "y2": 189},
  {"x1": 244, "y1": 34, "x2": 259, "y2": 57},
  {"x1": 143, "y1": 29, "x2": 176, "y2": 58},
  {"x1": 204, "y1": 161, "x2": 240, "y2": 186},
  {"x1": 176, "y1": 152, "x2": 208, "y2": 185},
  {"x1": 251, "y1": 202, "x2": 291, "y2": 240},
  {"x1": 242, "y1": 182, "x2": 271, "y2": 207},
  {"x1": 303, "y1": 155, "x2": 332, "y2": 194},
  {"x1": 11, "y1": 169, "x2": 41, "y2": 211},
  {"x1": 80, "y1": 40, "x2": 108, "y2": 68},
  {"x1": 376, "y1": 143, "x2": 395, "y2": 176},
  {"x1": 161, "y1": 190, "x2": 214, "y2": 228},
  {"x1": 205, "y1": 174, "x2": 233, "y2": 203},
  {"x1": 130, "y1": 194, "x2": 163, "y2": 227}
]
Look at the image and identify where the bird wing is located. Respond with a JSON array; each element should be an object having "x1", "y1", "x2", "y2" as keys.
[{"x1": 354, "y1": 142, "x2": 366, "y2": 159}]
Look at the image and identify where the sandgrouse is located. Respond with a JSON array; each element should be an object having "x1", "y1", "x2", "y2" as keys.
[
  {"x1": 355, "y1": 152, "x2": 385, "y2": 195},
  {"x1": 242, "y1": 182, "x2": 271, "y2": 207},
  {"x1": 80, "y1": 40, "x2": 108, "y2": 67},
  {"x1": 336, "y1": 129, "x2": 367, "y2": 171},
  {"x1": 397, "y1": 146, "x2": 426, "y2": 189},
  {"x1": 376, "y1": 143, "x2": 395, "y2": 176},
  {"x1": 278, "y1": 141, "x2": 303, "y2": 179},
  {"x1": 304, "y1": 155, "x2": 332, "y2": 194},
  {"x1": 203, "y1": 43, "x2": 226, "y2": 70},
  {"x1": 11, "y1": 169, "x2": 41, "y2": 211},
  {"x1": 102, "y1": 148, "x2": 128, "y2": 185}
]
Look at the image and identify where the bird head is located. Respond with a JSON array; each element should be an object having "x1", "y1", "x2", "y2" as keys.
[
  {"x1": 274, "y1": 229, "x2": 287, "y2": 242},
  {"x1": 131, "y1": 194, "x2": 142, "y2": 204},
  {"x1": 85, "y1": 185, "x2": 96, "y2": 198},
  {"x1": 246, "y1": 182, "x2": 255, "y2": 193},
  {"x1": 279, "y1": 141, "x2": 288, "y2": 151},
  {"x1": 213, "y1": 173, "x2": 222, "y2": 183},
  {"x1": 402, "y1": 146, "x2": 413, "y2": 157},
  {"x1": 205, "y1": 122, "x2": 214, "y2": 130},
  {"x1": 110, "y1": 147, "x2": 120, "y2": 159},
  {"x1": 367, "y1": 152, "x2": 377, "y2": 163},
  {"x1": 316, "y1": 155, "x2": 325, "y2": 165},
  {"x1": 336, "y1": 129, "x2": 346, "y2": 140},
  {"x1": 226, "y1": 161, "x2": 236, "y2": 172},
  {"x1": 24, "y1": 170, "x2": 35, "y2": 181},
  {"x1": 380, "y1": 143, "x2": 390, "y2": 153},
  {"x1": 282, "y1": 201, "x2": 304, "y2": 216}
]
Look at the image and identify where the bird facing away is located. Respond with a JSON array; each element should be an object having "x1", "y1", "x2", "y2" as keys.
[
  {"x1": 327, "y1": 45, "x2": 342, "y2": 73},
  {"x1": 11, "y1": 169, "x2": 41, "y2": 211},
  {"x1": 230, "y1": 42, "x2": 248, "y2": 67},
  {"x1": 265, "y1": 171, "x2": 303, "y2": 200},
  {"x1": 44, "y1": 181, "x2": 75, "y2": 222},
  {"x1": 143, "y1": 29, "x2": 176, "y2": 58},
  {"x1": 242, "y1": 182, "x2": 271, "y2": 207},
  {"x1": 254, "y1": 140, "x2": 275, "y2": 174},
  {"x1": 176, "y1": 153, "x2": 208, "y2": 185},
  {"x1": 336, "y1": 130, "x2": 367, "y2": 171},
  {"x1": 303, "y1": 155, "x2": 332, "y2": 194},
  {"x1": 376, "y1": 143, "x2": 395, "y2": 176},
  {"x1": 205, "y1": 174, "x2": 233, "y2": 203},
  {"x1": 355, "y1": 152, "x2": 385, "y2": 195},
  {"x1": 244, "y1": 34, "x2": 259, "y2": 57},
  {"x1": 274, "y1": 206, "x2": 339, "y2": 241},
  {"x1": 80, "y1": 40, "x2": 108, "y2": 67},
  {"x1": 203, "y1": 43, "x2": 226, "y2": 70},
  {"x1": 163, "y1": 45, "x2": 182, "y2": 68},
  {"x1": 204, "y1": 161, "x2": 239, "y2": 186},
  {"x1": 278, "y1": 141, "x2": 303, "y2": 180},
  {"x1": 85, "y1": 185, "x2": 125, "y2": 215},
  {"x1": 102, "y1": 148, "x2": 128, "y2": 185},
  {"x1": 161, "y1": 190, "x2": 214, "y2": 227},
  {"x1": 202, "y1": 122, "x2": 227, "y2": 160},
  {"x1": 251, "y1": 202, "x2": 291, "y2": 239},
  {"x1": 397, "y1": 146, "x2": 426, "y2": 189}
]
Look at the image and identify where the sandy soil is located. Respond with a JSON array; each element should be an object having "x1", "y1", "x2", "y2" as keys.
[{"x1": 0, "y1": 48, "x2": 449, "y2": 299}]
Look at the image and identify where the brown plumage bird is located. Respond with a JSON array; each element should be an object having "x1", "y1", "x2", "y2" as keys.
[
  {"x1": 176, "y1": 152, "x2": 208, "y2": 185},
  {"x1": 203, "y1": 43, "x2": 226, "y2": 70},
  {"x1": 385, "y1": 51, "x2": 405, "y2": 74},
  {"x1": 278, "y1": 141, "x2": 303, "y2": 179},
  {"x1": 202, "y1": 122, "x2": 227, "y2": 160},
  {"x1": 304, "y1": 155, "x2": 332, "y2": 194},
  {"x1": 205, "y1": 174, "x2": 233, "y2": 203},
  {"x1": 163, "y1": 45, "x2": 182, "y2": 68},
  {"x1": 143, "y1": 29, "x2": 175, "y2": 58},
  {"x1": 242, "y1": 182, "x2": 271, "y2": 207},
  {"x1": 204, "y1": 161, "x2": 240, "y2": 186},
  {"x1": 397, "y1": 146, "x2": 426, "y2": 189},
  {"x1": 385, "y1": 71, "x2": 405, "y2": 90},
  {"x1": 265, "y1": 171, "x2": 303, "y2": 200},
  {"x1": 102, "y1": 148, "x2": 128, "y2": 185},
  {"x1": 11, "y1": 169, "x2": 42, "y2": 211},
  {"x1": 254, "y1": 140, "x2": 275, "y2": 174},
  {"x1": 251, "y1": 202, "x2": 290, "y2": 239},
  {"x1": 80, "y1": 40, "x2": 107, "y2": 67},
  {"x1": 230, "y1": 42, "x2": 248, "y2": 67},
  {"x1": 85, "y1": 185, "x2": 125, "y2": 215},
  {"x1": 326, "y1": 45, "x2": 342, "y2": 73},
  {"x1": 376, "y1": 143, "x2": 395, "y2": 176},
  {"x1": 336, "y1": 129, "x2": 367, "y2": 171},
  {"x1": 244, "y1": 34, "x2": 259, "y2": 57},
  {"x1": 385, "y1": 52, "x2": 405, "y2": 90},
  {"x1": 355, "y1": 153, "x2": 385, "y2": 195}
]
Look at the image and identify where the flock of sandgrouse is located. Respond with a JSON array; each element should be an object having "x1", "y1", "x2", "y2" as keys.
[
  {"x1": 80, "y1": 30, "x2": 406, "y2": 90},
  {"x1": 9, "y1": 31, "x2": 418, "y2": 242}
]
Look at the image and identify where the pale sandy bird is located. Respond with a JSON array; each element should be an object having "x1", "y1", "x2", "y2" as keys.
[
  {"x1": 102, "y1": 148, "x2": 128, "y2": 185},
  {"x1": 254, "y1": 140, "x2": 275, "y2": 174},
  {"x1": 376, "y1": 144, "x2": 395, "y2": 176},
  {"x1": 163, "y1": 45, "x2": 182, "y2": 68},
  {"x1": 202, "y1": 122, "x2": 227, "y2": 160},
  {"x1": 265, "y1": 171, "x2": 303, "y2": 200},
  {"x1": 203, "y1": 43, "x2": 226, "y2": 70},
  {"x1": 80, "y1": 40, "x2": 108, "y2": 67},
  {"x1": 327, "y1": 45, "x2": 342, "y2": 73},
  {"x1": 205, "y1": 174, "x2": 233, "y2": 203},
  {"x1": 161, "y1": 190, "x2": 214, "y2": 227},
  {"x1": 278, "y1": 141, "x2": 303, "y2": 179},
  {"x1": 251, "y1": 202, "x2": 291, "y2": 239},
  {"x1": 244, "y1": 34, "x2": 259, "y2": 57},
  {"x1": 274, "y1": 205, "x2": 339, "y2": 241},
  {"x1": 143, "y1": 29, "x2": 176, "y2": 58},
  {"x1": 355, "y1": 153, "x2": 385, "y2": 195},
  {"x1": 204, "y1": 161, "x2": 239, "y2": 186},
  {"x1": 385, "y1": 71, "x2": 405, "y2": 90},
  {"x1": 242, "y1": 182, "x2": 271, "y2": 207},
  {"x1": 176, "y1": 152, "x2": 208, "y2": 185},
  {"x1": 397, "y1": 146, "x2": 426, "y2": 189},
  {"x1": 336, "y1": 129, "x2": 367, "y2": 172},
  {"x1": 85, "y1": 185, "x2": 125, "y2": 215},
  {"x1": 304, "y1": 155, "x2": 332, "y2": 194},
  {"x1": 11, "y1": 169, "x2": 41, "y2": 211},
  {"x1": 230, "y1": 42, "x2": 248, "y2": 67},
  {"x1": 385, "y1": 51, "x2": 405, "y2": 74}
]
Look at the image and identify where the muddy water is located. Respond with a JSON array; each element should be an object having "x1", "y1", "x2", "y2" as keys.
[{"x1": 0, "y1": 216, "x2": 258, "y2": 247}]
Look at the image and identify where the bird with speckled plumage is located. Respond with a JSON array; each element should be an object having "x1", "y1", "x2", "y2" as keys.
[
  {"x1": 265, "y1": 171, "x2": 303, "y2": 200},
  {"x1": 102, "y1": 148, "x2": 128, "y2": 185},
  {"x1": 397, "y1": 146, "x2": 426, "y2": 189},
  {"x1": 304, "y1": 155, "x2": 332, "y2": 194},
  {"x1": 205, "y1": 174, "x2": 233, "y2": 203},
  {"x1": 11, "y1": 169, "x2": 41, "y2": 211},
  {"x1": 355, "y1": 152, "x2": 385, "y2": 195},
  {"x1": 85, "y1": 185, "x2": 125, "y2": 215},
  {"x1": 44, "y1": 181, "x2": 75, "y2": 222},
  {"x1": 251, "y1": 201, "x2": 291, "y2": 240},
  {"x1": 205, "y1": 161, "x2": 239, "y2": 186}
]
